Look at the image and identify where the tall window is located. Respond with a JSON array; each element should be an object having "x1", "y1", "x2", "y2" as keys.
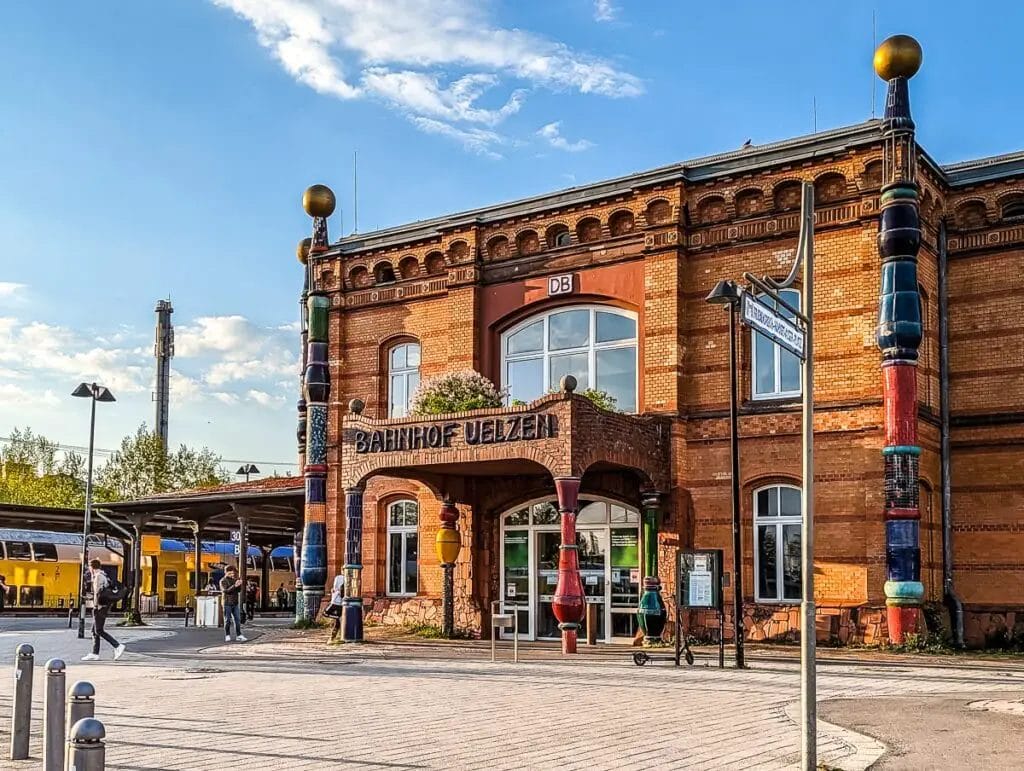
[
  {"x1": 388, "y1": 342, "x2": 420, "y2": 417},
  {"x1": 751, "y1": 289, "x2": 801, "y2": 399},
  {"x1": 387, "y1": 500, "x2": 419, "y2": 596},
  {"x1": 754, "y1": 484, "x2": 802, "y2": 602},
  {"x1": 501, "y1": 305, "x2": 638, "y2": 412}
]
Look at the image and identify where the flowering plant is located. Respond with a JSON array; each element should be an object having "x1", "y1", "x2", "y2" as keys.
[{"x1": 409, "y1": 370, "x2": 506, "y2": 415}]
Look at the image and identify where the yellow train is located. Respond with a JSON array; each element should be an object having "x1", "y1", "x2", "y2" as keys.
[{"x1": 0, "y1": 529, "x2": 296, "y2": 610}]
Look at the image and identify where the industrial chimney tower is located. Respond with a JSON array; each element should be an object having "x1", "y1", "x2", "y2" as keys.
[{"x1": 154, "y1": 299, "x2": 174, "y2": 450}]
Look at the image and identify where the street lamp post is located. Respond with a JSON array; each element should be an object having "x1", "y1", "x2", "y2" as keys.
[
  {"x1": 236, "y1": 464, "x2": 260, "y2": 483},
  {"x1": 71, "y1": 382, "x2": 116, "y2": 639},
  {"x1": 705, "y1": 279, "x2": 745, "y2": 668}
]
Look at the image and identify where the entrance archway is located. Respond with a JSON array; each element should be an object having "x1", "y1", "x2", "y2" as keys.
[{"x1": 500, "y1": 496, "x2": 641, "y2": 642}]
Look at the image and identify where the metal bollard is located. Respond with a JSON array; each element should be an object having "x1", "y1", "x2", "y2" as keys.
[
  {"x1": 67, "y1": 717, "x2": 105, "y2": 771},
  {"x1": 67, "y1": 681, "x2": 96, "y2": 740},
  {"x1": 10, "y1": 643, "x2": 34, "y2": 760},
  {"x1": 44, "y1": 658, "x2": 67, "y2": 771}
]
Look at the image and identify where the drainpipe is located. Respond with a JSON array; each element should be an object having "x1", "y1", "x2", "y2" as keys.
[{"x1": 938, "y1": 218, "x2": 965, "y2": 647}]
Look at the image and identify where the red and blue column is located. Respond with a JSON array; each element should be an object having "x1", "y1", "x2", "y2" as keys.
[
  {"x1": 874, "y1": 36, "x2": 924, "y2": 643},
  {"x1": 552, "y1": 477, "x2": 585, "y2": 654}
]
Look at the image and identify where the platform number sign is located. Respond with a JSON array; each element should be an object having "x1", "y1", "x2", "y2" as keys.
[{"x1": 548, "y1": 274, "x2": 574, "y2": 296}]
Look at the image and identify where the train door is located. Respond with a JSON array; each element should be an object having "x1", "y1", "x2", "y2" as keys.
[{"x1": 163, "y1": 571, "x2": 178, "y2": 607}]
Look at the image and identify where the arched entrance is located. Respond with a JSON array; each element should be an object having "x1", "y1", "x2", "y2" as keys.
[{"x1": 500, "y1": 496, "x2": 641, "y2": 642}]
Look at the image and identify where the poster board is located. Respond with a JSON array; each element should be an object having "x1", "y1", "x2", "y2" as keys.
[{"x1": 676, "y1": 549, "x2": 723, "y2": 610}]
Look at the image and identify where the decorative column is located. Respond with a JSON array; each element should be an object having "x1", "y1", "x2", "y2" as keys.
[
  {"x1": 552, "y1": 476, "x2": 586, "y2": 654},
  {"x1": 342, "y1": 486, "x2": 365, "y2": 641},
  {"x1": 637, "y1": 491, "x2": 667, "y2": 643},
  {"x1": 436, "y1": 499, "x2": 461, "y2": 638},
  {"x1": 299, "y1": 184, "x2": 336, "y2": 621},
  {"x1": 874, "y1": 36, "x2": 925, "y2": 643},
  {"x1": 294, "y1": 237, "x2": 310, "y2": 623}
]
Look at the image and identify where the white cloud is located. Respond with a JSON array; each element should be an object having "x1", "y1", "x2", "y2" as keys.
[
  {"x1": 212, "y1": 0, "x2": 642, "y2": 152},
  {"x1": 594, "y1": 0, "x2": 618, "y2": 22},
  {"x1": 247, "y1": 389, "x2": 286, "y2": 408},
  {"x1": 537, "y1": 122, "x2": 594, "y2": 152},
  {"x1": 0, "y1": 383, "x2": 59, "y2": 407},
  {"x1": 0, "y1": 282, "x2": 26, "y2": 300},
  {"x1": 409, "y1": 117, "x2": 506, "y2": 159},
  {"x1": 212, "y1": 391, "x2": 241, "y2": 405}
]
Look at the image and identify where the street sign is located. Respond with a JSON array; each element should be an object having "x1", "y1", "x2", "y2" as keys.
[
  {"x1": 233, "y1": 544, "x2": 240, "y2": 557},
  {"x1": 229, "y1": 530, "x2": 240, "y2": 543},
  {"x1": 740, "y1": 291, "x2": 806, "y2": 360}
]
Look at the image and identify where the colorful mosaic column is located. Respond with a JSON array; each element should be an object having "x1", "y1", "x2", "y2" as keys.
[
  {"x1": 342, "y1": 487, "x2": 364, "y2": 641},
  {"x1": 874, "y1": 36, "x2": 924, "y2": 643},
  {"x1": 294, "y1": 236, "x2": 311, "y2": 624},
  {"x1": 637, "y1": 491, "x2": 667, "y2": 643},
  {"x1": 436, "y1": 500, "x2": 461, "y2": 638},
  {"x1": 299, "y1": 184, "x2": 335, "y2": 621},
  {"x1": 552, "y1": 477, "x2": 585, "y2": 654}
]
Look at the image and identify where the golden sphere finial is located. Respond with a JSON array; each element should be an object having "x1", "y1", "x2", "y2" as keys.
[
  {"x1": 302, "y1": 184, "x2": 336, "y2": 218},
  {"x1": 874, "y1": 35, "x2": 922, "y2": 81},
  {"x1": 296, "y1": 237, "x2": 311, "y2": 265}
]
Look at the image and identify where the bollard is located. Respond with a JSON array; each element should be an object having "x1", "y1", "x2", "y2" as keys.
[
  {"x1": 44, "y1": 658, "x2": 67, "y2": 771},
  {"x1": 68, "y1": 605, "x2": 75, "y2": 629},
  {"x1": 10, "y1": 643, "x2": 34, "y2": 760},
  {"x1": 67, "y1": 717, "x2": 105, "y2": 771},
  {"x1": 67, "y1": 681, "x2": 96, "y2": 741}
]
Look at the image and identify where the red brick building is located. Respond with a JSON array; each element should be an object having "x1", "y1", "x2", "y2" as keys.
[{"x1": 306, "y1": 118, "x2": 1024, "y2": 648}]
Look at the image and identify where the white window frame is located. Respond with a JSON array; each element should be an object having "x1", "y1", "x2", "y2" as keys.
[
  {"x1": 750, "y1": 288, "x2": 802, "y2": 401},
  {"x1": 386, "y1": 500, "x2": 418, "y2": 597},
  {"x1": 753, "y1": 483, "x2": 803, "y2": 604},
  {"x1": 500, "y1": 304, "x2": 638, "y2": 412},
  {"x1": 388, "y1": 342, "x2": 420, "y2": 418}
]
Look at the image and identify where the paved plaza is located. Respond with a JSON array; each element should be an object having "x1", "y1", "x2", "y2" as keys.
[{"x1": 0, "y1": 618, "x2": 1021, "y2": 770}]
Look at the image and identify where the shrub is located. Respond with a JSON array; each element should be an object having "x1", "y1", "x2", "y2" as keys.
[
  {"x1": 580, "y1": 388, "x2": 618, "y2": 412},
  {"x1": 410, "y1": 370, "x2": 505, "y2": 415}
]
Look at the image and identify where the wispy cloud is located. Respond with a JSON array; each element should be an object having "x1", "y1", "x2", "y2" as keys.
[
  {"x1": 537, "y1": 122, "x2": 594, "y2": 152},
  {"x1": 0, "y1": 282, "x2": 25, "y2": 300},
  {"x1": 594, "y1": 0, "x2": 618, "y2": 22},
  {"x1": 212, "y1": 0, "x2": 642, "y2": 155}
]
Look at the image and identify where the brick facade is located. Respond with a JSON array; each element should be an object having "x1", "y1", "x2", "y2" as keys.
[{"x1": 310, "y1": 123, "x2": 1024, "y2": 648}]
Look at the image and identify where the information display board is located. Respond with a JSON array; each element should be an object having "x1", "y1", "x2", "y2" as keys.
[{"x1": 676, "y1": 549, "x2": 724, "y2": 610}]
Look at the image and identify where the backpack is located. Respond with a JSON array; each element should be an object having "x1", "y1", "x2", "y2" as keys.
[{"x1": 98, "y1": 580, "x2": 127, "y2": 606}]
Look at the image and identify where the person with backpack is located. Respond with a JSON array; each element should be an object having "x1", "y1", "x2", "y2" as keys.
[
  {"x1": 219, "y1": 565, "x2": 247, "y2": 642},
  {"x1": 81, "y1": 559, "x2": 126, "y2": 661}
]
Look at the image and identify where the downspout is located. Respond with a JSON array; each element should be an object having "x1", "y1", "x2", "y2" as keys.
[{"x1": 938, "y1": 218, "x2": 965, "y2": 647}]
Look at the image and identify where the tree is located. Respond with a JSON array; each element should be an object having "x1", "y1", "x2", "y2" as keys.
[
  {"x1": 95, "y1": 423, "x2": 228, "y2": 501},
  {"x1": 0, "y1": 427, "x2": 87, "y2": 507}
]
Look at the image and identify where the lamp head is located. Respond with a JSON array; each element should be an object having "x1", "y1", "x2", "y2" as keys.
[{"x1": 705, "y1": 279, "x2": 741, "y2": 306}]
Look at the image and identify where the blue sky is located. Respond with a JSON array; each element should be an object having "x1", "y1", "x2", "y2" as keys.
[{"x1": 0, "y1": 1, "x2": 1021, "y2": 474}]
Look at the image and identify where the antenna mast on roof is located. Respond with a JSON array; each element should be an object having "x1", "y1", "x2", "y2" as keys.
[
  {"x1": 871, "y1": 11, "x2": 877, "y2": 118},
  {"x1": 353, "y1": 150, "x2": 359, "y2": 234}
]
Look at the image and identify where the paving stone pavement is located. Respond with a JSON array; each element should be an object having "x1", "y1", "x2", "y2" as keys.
[{"x1": 0, "y1": 623, "x2": 1021, "y2": 770}]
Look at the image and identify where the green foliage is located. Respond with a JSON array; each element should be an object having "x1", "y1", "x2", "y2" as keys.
[
  {"x1": 579, "y1": 388, "x2": 618, "y2": 412},
  {"x1": 0, "y1": 427, "x2": 87, "y2": 507},
  {"x1": 404, "y1": 622, "x2": 473, "y2": 640},
  {"x1": 409, "y1": 370, "x2": 505, "y2": 415},
  {"x1": 95, "y1": 423, "x2": 228, "y2": 501}
]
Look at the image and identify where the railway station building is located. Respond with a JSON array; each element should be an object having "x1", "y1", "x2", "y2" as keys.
[{"x1": 295, "y1": 51, "x2": 1023, "y2": 649}]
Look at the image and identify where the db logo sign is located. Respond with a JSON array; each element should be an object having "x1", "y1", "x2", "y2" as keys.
[{"x1": 548, "y1": 274, "x2": 574, "y2": 296}]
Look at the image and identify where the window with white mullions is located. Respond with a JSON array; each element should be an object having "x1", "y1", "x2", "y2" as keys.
[
  {"x1": 751, "y1": 288, "x2": 801, "y2": 400},
  {"x1": 754, "y1": 484, "x2": 802, "y2": 602},
  {"x1": 388, "y1": 342, "x2": 421, "y2": 418},
  {"x1": 502, "y1": 305, "x2": 638, "y2": 412},
  {"x1": 386, "y1": 500, "x2": 419, "y2": 596}
]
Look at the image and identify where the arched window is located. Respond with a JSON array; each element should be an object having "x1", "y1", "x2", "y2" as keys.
[
  {"x1": 388, "y1": 342, "x2": 420, "y2": 418},
  {"x1": 1002, "y1": 197, "x2": 1024, "y2": 220},
  {"x1": 386, "y1": 500, "x2": 418, "y2": 596},
  {"x1": 754, "y1": 484, "x2": 802, "y2": 602},
  {"x1": 751, "y1": 289, "x2": 801, "y2": 400},
  {"x1": 501, "y1": 306, "x2": 638, "y2": 412}
]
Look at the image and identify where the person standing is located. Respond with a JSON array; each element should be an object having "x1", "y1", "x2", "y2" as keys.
[
  {"x1": 220, "y1": 565, "x2": 247, "y2": 643},
  {"x1": 276, "y1": 583, "x2": 288, "y2": 609},
  {"x1": 327, "y1": 574, "x2": 344, "y2": 641},
  {"x1": 0, "y1": 574, "x2": 7, "y2": 612},
  {"x1": 81, "y1": 559, "x2": 126, "y2": 661}
]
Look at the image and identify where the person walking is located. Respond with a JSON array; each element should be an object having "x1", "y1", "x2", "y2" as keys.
[
  {"x1": 276, "y1": 583, "x2": 288, "y2": 609},
  {"x1": 327, "y1": 574, "x2": 344, "y2": 641},
  {"x1": 220, "y1": 565, "x2": 247, "y2": 643},
  {"x1": 244, "y1": 579, "x2": 258, "y2": 622},
  {"x1": 81, "y1": 559, "x2": 126, "y2": 661}
]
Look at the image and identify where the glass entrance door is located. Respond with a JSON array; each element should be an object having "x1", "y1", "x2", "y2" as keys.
[{"x1": 499, "y1": 499, "x2": 640, "y2": 643}]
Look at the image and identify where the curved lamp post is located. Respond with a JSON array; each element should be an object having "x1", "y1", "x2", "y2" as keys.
[{"x1": 71, "y1": 382, "x2": 115, "y2": 639}]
